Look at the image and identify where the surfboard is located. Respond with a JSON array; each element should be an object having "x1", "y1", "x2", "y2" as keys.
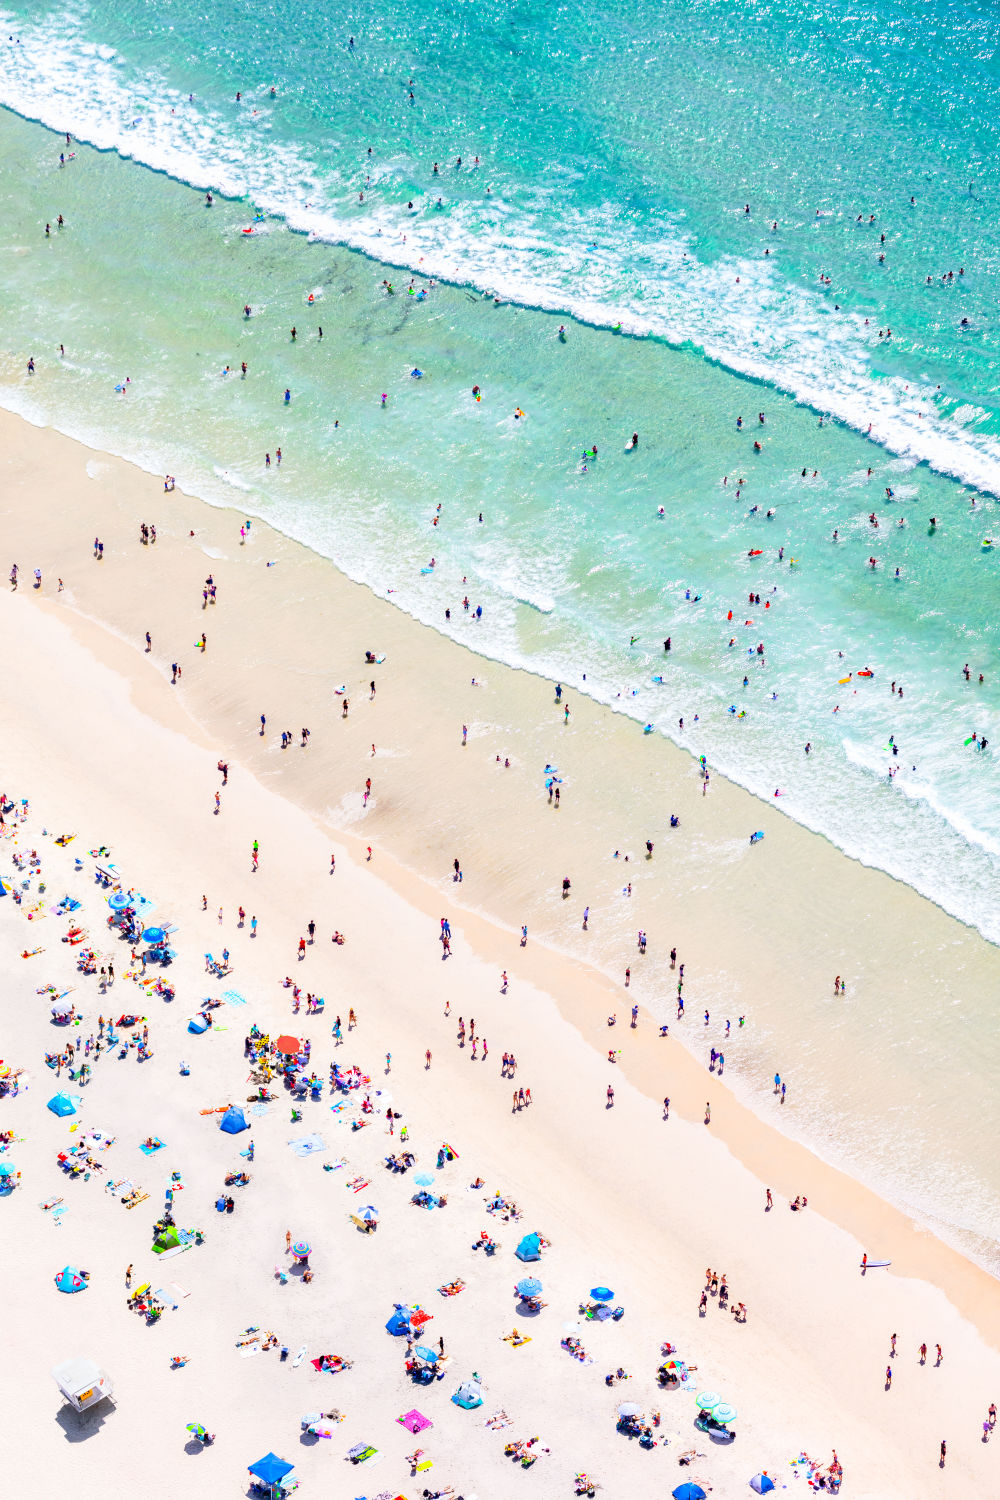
[
  {"x1": 292, "y1": 1344, "x2": 307, "y2": 1367},
  {"x1": 838, "y1": 676, "x2": 852, "y2": 684},
  {"x1": 861, "y1": 1260, "x2": 891, "y2": 1268}
]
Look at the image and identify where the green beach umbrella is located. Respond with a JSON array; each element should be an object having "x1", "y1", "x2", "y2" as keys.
[
  {"x1": 712, "y1": 1403, "x2": 737, "y2": 1424},
  {"x1": 695, "y1": 1390, "x2": 721, "y2": 1410}
]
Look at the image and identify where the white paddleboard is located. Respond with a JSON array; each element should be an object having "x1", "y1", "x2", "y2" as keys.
[{"x1": 292, "y1": 1343, "x2": 307, "y2": 1367}]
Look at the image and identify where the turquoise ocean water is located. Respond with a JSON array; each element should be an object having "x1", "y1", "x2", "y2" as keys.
[{"x1": 0, "y1": 0, "x2": 998, "y2": 951}]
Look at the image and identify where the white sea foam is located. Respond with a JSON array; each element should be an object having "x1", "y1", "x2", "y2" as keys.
[{"x1": 3, "y1": 14, "x2": 1000, "y2": 501}]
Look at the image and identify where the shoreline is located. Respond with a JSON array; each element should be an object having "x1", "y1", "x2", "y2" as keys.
[{"x1": 0, "y1": 388, "x2": 995, "y2": 957}]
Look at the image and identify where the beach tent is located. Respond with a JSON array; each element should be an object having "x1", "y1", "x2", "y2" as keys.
[
  {"x1": 452, "y1": 1380, "x2": 484, "y2": 1409},
  {"x1": 248, "y1": 1453, "x2": 294, "y2": 1485},
  {"x1": 153, "y1": 1226, "x2": 181, "y2": 1253},
  {"x1": 55, "y1": 1266, "x2": 88, "y2": 1293},
  {"x1": 750, "y1": 1477, "x2": 775, "y2": 1495},
  {"x1": 673, "y1": 1486, "x2": 707, "y2": 1500},
  {"x1": 515, "y1": 1232, "x2": 542, "y2": 1262},
  {"x1": 385, "y1": 1306, "x2": 411, "y2": 1336},
  {"x1": 47, "y1": 1091, "x2": 80, "y2": 1117},
  {"x1": 52, "y1": 1356, "x2": 112, "y2": 1412},
  {"x1": 219, "y1": 1105, "x2": 249, "y2": 1134},
  {"x1": 187, "y1": 1015, "x2": 209, "y2": 1034}
]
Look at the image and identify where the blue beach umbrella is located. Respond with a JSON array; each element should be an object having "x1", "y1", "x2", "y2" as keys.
[
  {"x1": 107, "y1": 891, "x2": 132, "y2": 911},
  {"x1": 713, "y1": 1403, "x2": 738, "y2": 1424},
  {"x1": 414, "y1": 1345, "x2": 438, "y2": 1363},
  {"x1": 516, "y1": 1277, "x2": 543, "y2": 1298},
  {"x1": 695, "y1": 1390, "x2": 721, "y2": 1410},
  {"x1": 589, "y1": 1286, "x2": 614, "y2": 1302},
  {"x1": 142, "y1": 926, "x2": 166, "y2": 944}
]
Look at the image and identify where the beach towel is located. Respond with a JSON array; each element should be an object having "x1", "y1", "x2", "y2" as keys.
[
  {"x1": 398, "y1": 1409, "x2": 433, "y2": 1434},
  {"x1": 287, "y1": 1133, "x2": 326, "y2": 1157},
  {"x1": 221, "y1": 989, "x2": 247, "y2": 1006},
  {"x1": 248, "y1": 1102, "x2": 271, "y2": 1118},
  {"x1": 139, "y1": 1139, "x2": 165, "y2": 1155}
]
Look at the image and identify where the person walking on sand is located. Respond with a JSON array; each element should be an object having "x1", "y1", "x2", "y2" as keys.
[
  {"x1": 765, "y1": 1188, "x2": 773, "y2": 1210},
  {"x1": 890, "y1": 1333, "x2": 897, "y2": 1356},
  {"x1": 704, "y1": 1102, "x2": 711, "y2": 1124},
  {"x1": 425, "y1": 1049, "x2": 432, "y2": 1069},
  {"x1": 940, "y1": 1440, "x2": 946, "y2": 1467},
  {"x1": 125, "y1": 1264, "x2": 133, "y2": 1288},
  {"x1": 607, "y1": 1084, "x2": 614, "y2": 1107},
  {"x1": 501, "y1": 971, "x2": 508, "y2": 994},
  {"x1": 920, "y1": 1342, "x2": 927, "y2": 1365}
]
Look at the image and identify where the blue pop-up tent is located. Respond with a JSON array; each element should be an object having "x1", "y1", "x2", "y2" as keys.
[
  {"x1": 452, "y1": 1380, "x2": 484, "y2": 1409},
  {"x1": 47, "y1": 1092, "x2": 81, "y2": 1117},
  {"x1": 55, "y1": 1266, "x2": 88, "y2": 1293},
  {"x1": 515, "y1": 1232, "x2": 541, "y2": 1262},
  {"x1": 248, "y1": 1453, "x2": 294, "y2": 1485},
  {"x1": 385, "y1": 1305, "x2": 411, "y2": 1336},
  {"x1": 219, "y1": 1105, "x2": 249, "y2": 1134}
]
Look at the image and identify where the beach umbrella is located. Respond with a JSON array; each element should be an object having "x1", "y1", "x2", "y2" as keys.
[
  {"x1": 185, "y1": 1423, "x2": 207, "y2": 1438},
  {"x1": 248, "y1": 1453, "x2": 294, "y2": 1485},
  {"x1": 749, "y1": 1476, "x2": 775, "y2": 1495},
  {"x1": 55, "y1": 1266, "x2": 88, "y2": 1293},
  {"x1": 0, "y1": 1163, "x2": 17, "y2": 1177},
  {"x1": 291, "y1": 1241, "x2": 310, "y2": 1258},
  {"x1": 413, "y1": 1172, "x2": 435, "y2": 1187},
  {"x1": 142, "y1": 926, "x2": 166, "y2": 944},
  {"x1": 589, "y1": 1286, "x2": 614, "y2": 1302},
  {"x1": 695, "y1": 1391, "x2": 721, "y2": 1410},
  {"x1": 617, "y1": 1401, "x2": 643, "y2": 1417},
  {"x1": 712, "y1": 1403, "x2": 738, "y2": 1425},
  {"x1": 107, "y1": 891, "x2": 132, "y2": 911},
  {"x1": 359, "y1": 1205, "x2": 379, "y2": 1221},
  {"x1": 516, "y1": 1277, "x2": 543, "y2": 1298},
  {"x1": 414, "y1": 1345, "x2": 438, "y2": 1363},
  {"x1": 672, "y1": 1486, "x2": 707, "y2": 1500},
  {"x1": 51, "y1": 998, "x2": 73, "y2": 1017},
  {"x1": 274, "y1": 1035, "x2": 302, "y2": 1055},
  {"x1": 300, "y1": 1412, "x2": 321, "y2": 1430}
]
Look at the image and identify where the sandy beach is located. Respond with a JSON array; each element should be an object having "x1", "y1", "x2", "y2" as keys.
[{"x1": 4, "y1": 406, "x2": 1000, "y2": 1499}]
